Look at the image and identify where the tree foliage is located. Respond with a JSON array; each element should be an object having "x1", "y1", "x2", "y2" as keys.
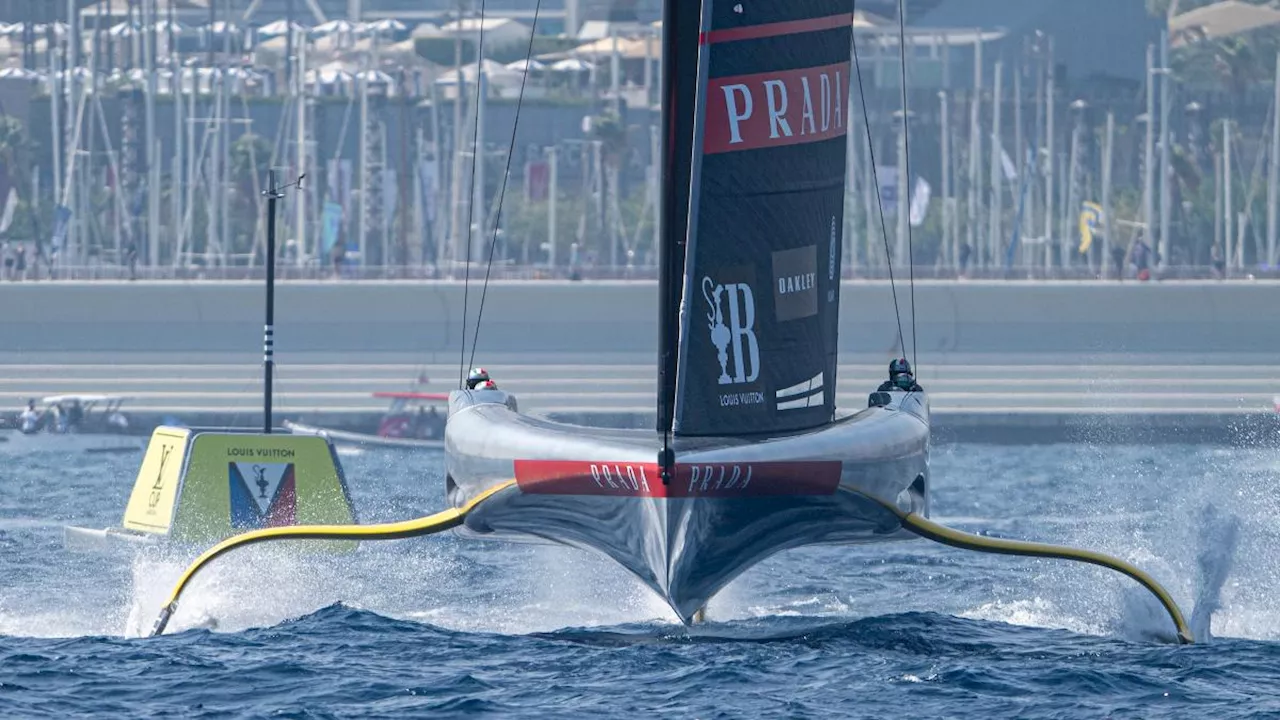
[{"x1": 1156, "y1": 0, "x2": 1279, "y2": 94}]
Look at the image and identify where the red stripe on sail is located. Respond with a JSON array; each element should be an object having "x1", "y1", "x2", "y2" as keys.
[
  {"x1": 513, "y1": 459, "x2": 843, "y2": 498},
  {"x1": 703, "y1": 62, "x2": 849, "y2": 154},
  {"x1": 266, "y1": 466, "x2": 297, "y2": 527},
  {"x1": 699, "y1": 13, "x2": 851, "y2": 45}
]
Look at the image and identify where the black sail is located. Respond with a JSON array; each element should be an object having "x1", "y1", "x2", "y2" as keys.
[{"x1": 672, "y1": 1, "x2": 851, "y2": 437}]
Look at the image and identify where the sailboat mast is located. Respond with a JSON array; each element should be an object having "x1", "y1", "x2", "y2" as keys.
[
  {"x1": 449, "y1": 0, "x2": 466, "y2": 268},
  {"x1": 1270, "y1": 52, "x2": 1280, "y2": 268},
  {"x1": 1143, "y1": 43, "x2": 1155, "y2": 264},
  {"x1": 144, "y1": 0, "x2": 159, "y2": 268},
  {"x1": 988, "y1": 60, "x2": 1003, "y2": 271},
  {"x1": 1101, "y1": 111, "x2": 1115, "y2": 277},
  {"x1": 655, "y1": 0, "x2": 700, "y2": 441},
  {"x1": 296, "y1": 29, "x2": 308, "y2": 261},
  {"x1": 264, "y1": 170, "x2": 279, "y2": 433},
  {"x1": 1158, "y1": 32, "x2": 1172, "y2": 272}
]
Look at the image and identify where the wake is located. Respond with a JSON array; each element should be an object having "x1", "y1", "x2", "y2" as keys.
[{"x1": 1188, "y1": 504, "x2": 1241, "y2": 642}]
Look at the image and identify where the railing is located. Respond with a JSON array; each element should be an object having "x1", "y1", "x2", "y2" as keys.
[{"x1": 3, "y1": 263, "x2": 1278, "y2": 282}]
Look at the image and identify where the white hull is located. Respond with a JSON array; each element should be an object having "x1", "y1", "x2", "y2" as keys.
[
  {"x1": 445, "y1": 388, "x2": 930, "y2": 622},
  {"x1": 0, "y1": 430, "x2": 145, "y2": 456},
  {"x1": 284, "y1": 421, "x2": 444, "y2": 452},
  {"x1": 63, "y1": 525, "x2": 160, "y2": 552}
]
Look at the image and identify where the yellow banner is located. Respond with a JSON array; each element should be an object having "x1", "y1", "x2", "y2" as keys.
[
  {"x1": 123, "y1": 427, "x2": 192, "y2": 534},
  {"x1": 171, "y1": 432, "x2": 355, "y2": 544},
  {"x1": 1079, "y1": 202, "x2": 1103, "y2": 254}
]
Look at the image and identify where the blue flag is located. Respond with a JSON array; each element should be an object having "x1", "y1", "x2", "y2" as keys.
[
  {"x1": 50, "y1": 205, "x2": 72, "y2": 250},
  {"x1": 321, "y1": 202, "x2": 343, "y2": 254}
]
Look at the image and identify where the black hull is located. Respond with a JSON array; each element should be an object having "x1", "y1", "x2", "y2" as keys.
[{"x1": 445, "y1": 389, "x2": 930, "y2": 622}]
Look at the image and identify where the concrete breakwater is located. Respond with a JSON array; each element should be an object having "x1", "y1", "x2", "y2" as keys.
[
  {"x1": 0, "y1": 280, "x2": 1276, "y2": 362},
  {"x1": 0, "y1": 280, "x2": 1276, "y2": 443}
]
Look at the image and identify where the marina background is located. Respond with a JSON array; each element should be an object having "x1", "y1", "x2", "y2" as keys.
[
  {"x1": 0, "y1": 4, "x2": 1279, "y2": 716},
  {"x1": 0, "y1": 0, "x2": 1278, "y2": 279}
]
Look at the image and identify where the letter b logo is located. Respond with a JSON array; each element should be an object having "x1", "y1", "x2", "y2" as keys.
[
  {"x1": 723, "y1": 283, "x2": 759, "y2": 384},
  {"x1": 704, "y1": 277, "x2": 760, "y2": 386}
]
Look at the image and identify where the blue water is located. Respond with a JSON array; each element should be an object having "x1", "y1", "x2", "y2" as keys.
[{"x1": 3, "y1": 443, "x2": 1280, "y2": 717}]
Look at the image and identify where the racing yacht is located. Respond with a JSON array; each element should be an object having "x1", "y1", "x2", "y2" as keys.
[{"x1": 444, "y1": 1, "x2": 929, "y2": 622}]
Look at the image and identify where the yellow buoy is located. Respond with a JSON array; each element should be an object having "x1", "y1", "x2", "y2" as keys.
[{"x1": 67, "y1": 427, "x2": 356, "y2": 549}]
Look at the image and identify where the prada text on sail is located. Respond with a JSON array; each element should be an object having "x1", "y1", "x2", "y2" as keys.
[{"x1": 704, "y1": 62, "x2": 849, "y2": 154}]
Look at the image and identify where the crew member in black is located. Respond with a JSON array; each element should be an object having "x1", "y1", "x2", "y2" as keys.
[
  {"x1": 466, "y1": 367, "x2": 491, "y2": 390},
  {"x1": 878, "y1": 358, "x2": 923, "y2": 393}
]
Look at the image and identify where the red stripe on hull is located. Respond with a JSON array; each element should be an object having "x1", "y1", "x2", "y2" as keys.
[
  {"x1": 514, "y1": 459, "x2": 842, "y2": 498},
  {"x1": 699, "y1": 13, "x2": 851, "y2": 45}
]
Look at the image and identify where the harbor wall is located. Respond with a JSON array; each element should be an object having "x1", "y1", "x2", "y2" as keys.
[{"x1": 0, "y1": 280, "x2": 1275, "y2": 363}]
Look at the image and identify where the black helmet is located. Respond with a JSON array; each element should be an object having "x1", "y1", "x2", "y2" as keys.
[
  {"x1": 466, "y1": 367, "x2": 490, "y2": 389},
  {"x1": 889, "y1": 358, "x2": 912, "y2": 377}
]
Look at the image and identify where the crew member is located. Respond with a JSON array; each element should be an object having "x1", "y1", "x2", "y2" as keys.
[
  {"x1": 65, "y1": 399, "x2": 84, "y2": 430},
  {"x1": 19, "y1": 399, "x2": 39, "y2": 433},
  {"x1": 878, "y1": 358, "x2": 923, "y2": 393},
  {"x1": 477, "y1": 380, "x2": 499, "y2": 391},
  {"x1": 466, "y1": 367, "x2": 491, "y2": 390},
  {"x1": 423, "y1": 406, "x2": 443, "y2": 439}
]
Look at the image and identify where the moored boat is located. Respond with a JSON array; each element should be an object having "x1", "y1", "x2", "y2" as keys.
[
  {"x1": 284, "y1": 391, "x2": 448, "y2": 452},
  {"x1": 0, "y1": 395, "x2": 145, "y2": 455}
]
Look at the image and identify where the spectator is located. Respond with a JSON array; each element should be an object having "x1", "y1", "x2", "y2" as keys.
[
  {"x1": 124, "y1": 241, "x2": 138, "y2": 281},
  {"x1": 330, "y1": 242, "x2": 344, "y2": 279},
  {"x1": 1111, "y1": 244, "x2": 1127, "y2": 281}
]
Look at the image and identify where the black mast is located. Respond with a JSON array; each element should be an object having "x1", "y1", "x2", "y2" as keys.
[
  {"x1": 656, "y1": 0, "x2": 702, "y2": 473},
  {"x1": 263, "y1": 170, "x2": 280, "y2": 433},
  {"x1": 261, "y1": 170, "x2": 305, "y2": 433}
]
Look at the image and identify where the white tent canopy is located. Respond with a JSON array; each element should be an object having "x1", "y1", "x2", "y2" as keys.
[
  {"x1": 550, "y1": 57, "x2": 592, "y2": 72},
  {"x1": 307, "y1": 61, "x2": 355, "y2": 84},
  {"x1": 1170, "y1": 0, "x2": 1280, "y2": 44},
  {"x1": 258, "y1": 20, "x2": 308, "y2": 39},
  {"x1": 569, "y1": 36, "x2": 657, "y2": 61},
  {"x1": 108, "y1": 21, "x2": 140, "y2": 37},
  {"x1": 312, "y1": 19, "x2": 357, "y2": 36},
  {"x1": 456, "y1": 58, "x2": 523, "y2": 84},
  {"x1": 505, "y1": 57, "x2": 546, "y2": 72},
  {"x1": 367, "y1": 19, "x2": 407, "y2": 35}
]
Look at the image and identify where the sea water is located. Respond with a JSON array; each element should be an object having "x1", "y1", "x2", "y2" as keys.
[{"x1": 1, "y1": 443, "x2": 1278, "y2": 718}]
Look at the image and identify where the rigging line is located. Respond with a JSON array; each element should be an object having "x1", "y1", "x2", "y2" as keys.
[
  {"x1": 468, "y1": 0, "x2": 544, "y2": 373},
  {"x1": 458, "y1": 0, "x2": 488, "y2": 388},
  {"x1": 896, "y1": 0, "x2": 919, "y2": 371},
  {"x1": 851, "y1": 0, "x2": 908, "y2": 361}
]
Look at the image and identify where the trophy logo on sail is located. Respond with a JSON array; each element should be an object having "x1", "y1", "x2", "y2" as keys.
[{"x1": 702, "y1": 275, "x2": 760, "y2": 389}]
